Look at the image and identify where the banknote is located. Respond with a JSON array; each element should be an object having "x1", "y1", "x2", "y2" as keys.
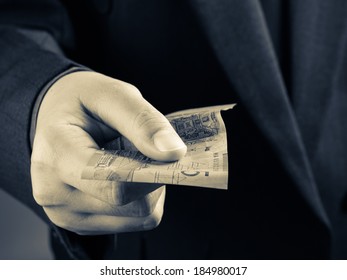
[{"x1": 81, "y1": 104, "x2": 235, "y2": 189}]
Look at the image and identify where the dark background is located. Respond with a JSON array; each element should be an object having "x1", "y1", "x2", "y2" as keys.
[{"x1": 0, "y1": 189, "x2": 51, "y2": 259}]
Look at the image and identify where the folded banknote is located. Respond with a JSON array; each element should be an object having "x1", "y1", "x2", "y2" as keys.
[{"x1": 82, "y1": 104, "x2": 235, "y2": 189}]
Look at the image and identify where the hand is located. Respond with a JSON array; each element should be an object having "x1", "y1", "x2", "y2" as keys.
[{"x1": 30, "y1": 71, "x2": 187, "y2": 235}]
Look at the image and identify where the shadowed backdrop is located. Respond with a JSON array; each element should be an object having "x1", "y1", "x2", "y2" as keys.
[{"x1": 0, "y1": 189, "x2": 52, "y2": 259}]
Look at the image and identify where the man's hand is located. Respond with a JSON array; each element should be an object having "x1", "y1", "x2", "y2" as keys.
[{"x1": 30, "y1": 71, "x2": 187, "y2": 235}]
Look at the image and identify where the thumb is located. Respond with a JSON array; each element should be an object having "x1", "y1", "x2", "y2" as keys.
[{"x1": 81, "y1": 73, "x2": 187, "y2": 161}]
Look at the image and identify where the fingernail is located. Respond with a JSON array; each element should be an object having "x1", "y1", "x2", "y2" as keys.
[{"x1": 153, "y1": 130, "x2": 186, "y2": 152}]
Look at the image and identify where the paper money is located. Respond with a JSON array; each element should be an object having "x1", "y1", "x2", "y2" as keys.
[{"x1": 81, "y1": 104, "x2": 235, "y2": 189}]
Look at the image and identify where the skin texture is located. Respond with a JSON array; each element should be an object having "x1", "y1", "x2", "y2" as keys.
[{"x1": 30, "y1": 71, "x2": 187, "y2": 235}]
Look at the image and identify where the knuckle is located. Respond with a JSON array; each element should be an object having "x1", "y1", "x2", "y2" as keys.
[
  {"x1": 115, "y1": 81, "x2": 142, "y2": 97},
  {"x1": 32, "y1": 190, "x2": 49, "y2": 207},
  {"x1": 142, "y1": 188, "x2": 165, "y2": 229},
  {"x1": 133, "y1": 109, "x2": 168, "y2": 133},
  {"x1": 43, "y1": 208, "x2": 68, "y2": 229},
  {"x1": 143, "y1": 210, "x2": 163, "y2": 230},
  {"x1": 31, "y1": 162, "x2": 63, "y2": 207},
  {"x1": 32, "y1": 187, "x2": 64, "y2": 208},
  {"x1": 31, "y1": 129, "x2": 63, "y2": 171},
  {"x1": 107, "y1": 80, "x2": 142, "y2": 99},
  {"x1": 126, "y1": 83, "x2": 142, "y2": 97},
  {"x1": 109, "y1": 183, "x2": 127, "y2": 206},
  {"x1": 31, "y1": 164, "x2": 52, "y2": 207},
  {"x1": 136, "y1": 196, "x2": 156, "y2": 217}
]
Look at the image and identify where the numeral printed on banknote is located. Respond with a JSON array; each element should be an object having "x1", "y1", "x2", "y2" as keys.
[{"x1": 82, "y1": 104, "x2": 235, "y2": 189}]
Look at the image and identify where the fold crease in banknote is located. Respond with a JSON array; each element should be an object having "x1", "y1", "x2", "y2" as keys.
[{"x1": 82, "y1": 104, "x2": 236, "y2": 189}]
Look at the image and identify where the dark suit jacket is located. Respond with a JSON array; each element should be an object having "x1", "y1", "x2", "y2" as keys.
[{"x1": 1, "y1": 0, "x2": 347, "y2": 259}]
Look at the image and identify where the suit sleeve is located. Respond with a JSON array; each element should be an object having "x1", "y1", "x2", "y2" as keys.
[{"x1": 0, "y1": 0, "x2": 116, "y2": 260}]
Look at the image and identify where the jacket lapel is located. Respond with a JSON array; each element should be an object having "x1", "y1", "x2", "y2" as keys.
[{"x1": 189, "y1": 0, "x2": 330, "y2": 227}]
